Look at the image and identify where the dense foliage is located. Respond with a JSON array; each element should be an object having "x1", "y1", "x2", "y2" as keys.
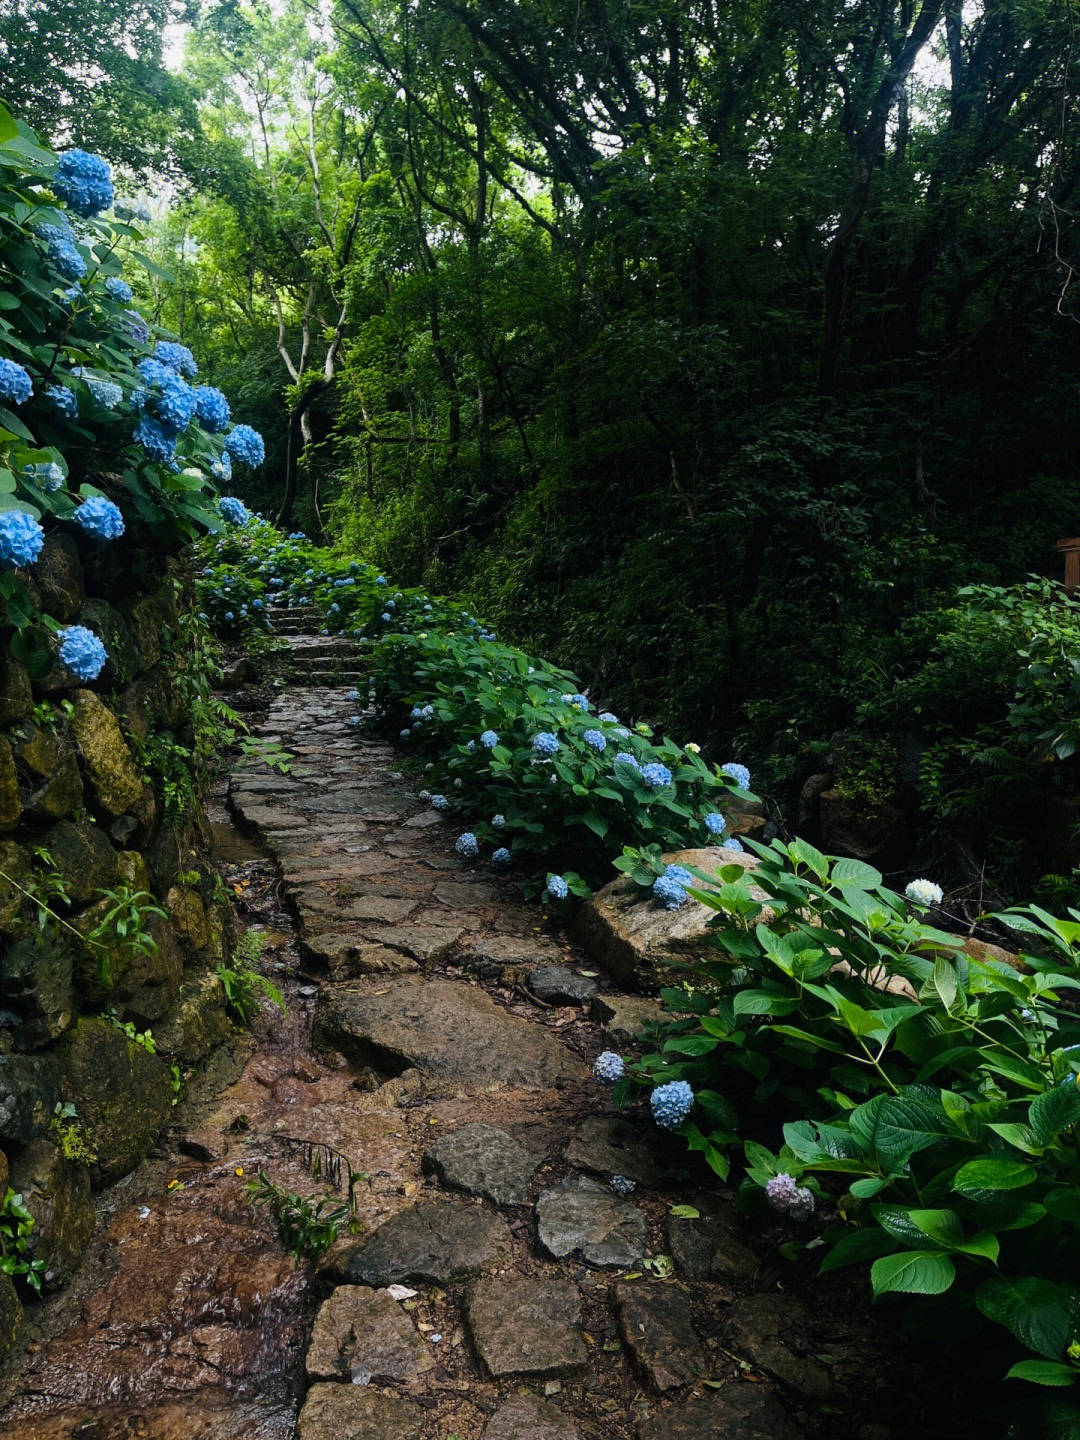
[
  {"x1": 77, "y1": 0, "x2": 1079, "y2": 897},
  {"x1": 198, "y1": 517, "x2": 752, "y2": 891},
  {"x1": 0, "y1": 100, "x2": 266, "y2": 677},
  {"x1": 609, "y1": 839, "x2": 1080, "y2": 1410}
]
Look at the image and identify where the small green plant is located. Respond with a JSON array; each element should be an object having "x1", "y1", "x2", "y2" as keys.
[
  {"x1": 85, "y1": 887, "x2": 166, "y2": 991},
  {"x1": 102, "y1": 1009, "x2": 158, "y2": 1052},
  {"x1": 216, "y1": 931, "x2": 284, "y2": 1024},
  {"x1": 31, "y1": 701, "x2": 58, "y2": 732},
  {"x1": 0, "y1": 1188, "x2": 46, "y2": 1295},
  {"x1": 49, "y1": 1102, "x2": 99, "y2": 1167},
  {"x1": 237, "y1": 736, "x2": 293, "y2": 774},
  {"x1": 245, "y1": 1170, "x2": 354, "y2": 1261}
]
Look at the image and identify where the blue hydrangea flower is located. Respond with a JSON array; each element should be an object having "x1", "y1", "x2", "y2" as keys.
[
  {"x1": 481, "y1": 730, "x2": 499, "y2": 748},
  {"x1": 421, "y1": 705, "x2": 434, "y2": 719},
  {"x1": 330, "y1": 603, "x2": 340, "y2": 613},
  {"x1": 133, "y1": 414, "x2": 177, "y2": 464},
  {"x1": 614, "y1": 752, "x2": 641, "y2": 773},
  {"x1": 218, "y1": 496, "x2": 252, "y2": 527},
  {"x1": 376, "y1": 576, "x2": 388, "y2": 587},
  {"x1": 561, "y1": 692, "x2": 590, "y2": 710},
  {"x1": 610, "y1": 1175, "x2": 635, "y2": 1195},
  {"x1": 666, "y1": 865, "x2": 694, "y2": 887},
  {"x1": 71, "y1": 369, "x2": 123, "y2": 410},
  {"x1": 547, "y1": 874, "x2": 569, "y2": 900},
  {"x1": 224, "y1": 611, "x2": 234, "y2": 622},
  {"x1": 704, "y1": 811, "x2": 727, "y2": 836},
  {"x1": 226, "y1": 424, "x2": 265, "y2": 468},
  {"x1": 25, "y1": 461, "x2": 65, "y2": 492},
  {"x1": 641, "y1": 762, "x2": 673, "y2": 788},
  {"x1": 400, "y1": 728, "x2": 411, "y2": 739},
  {"x1": 533, "y1": 732, "x2": 559, "y2": 757},
  {"x1": 453, "y1": 778, "x2": 463, "y2": 789},
  {"x1": 491, "y1": 847, "x2": 511, "y2": 865},
  {"x1": 74, "y1": 495, "x2": 125, "y2": 539},
  {"x1": 456, "y1": 832, "x2": 479, "y2": 858},
  {"x1": 724, "y1": 836, "x2": 744, "y2": 853},
  {"x1": 491, "y1": 814, "x2": 505, "y2": 829},
  {"x1": 59, "y1": 624, "x2": 107, "y2": 680},
  {"x1": 651, "y1": 1080, "x2": 694, "y2": 1130},
  {"x1": 210, "y1": 450, "x2": 232, "y2": 483},
  {"x1": 193, "y1": 385, "x2": 230, "y2": 433},
  {"x1": 53, "y1": 242, "x2": 87, "y2": 281},
  {"x1": 252, "y1": 598, "x2": 263, "y2": 610},
  {"x1": 599, "y1": 711, "x2": 619, "y2": 723},
  {"x1": 653, "y1": 873, "x2": 687, "y2": 909},
  {"x1": 721, "y1": 762, "x2": 751, "y2": 790},
  {"x1": 0, "y1": 511, "x2": 45, "y2": 568},
  {"x1": 156, "y1": 377, "x2": 197, "y2": 432},
  {"x1": 465, "y1": 740, "x2": 476, "y2": 753},
  {"x1": 104, "y1": 275, "x2": 133, "y2": 302},
  {"x1": 582, "y1": 729, "x2": 606, "y2": 752},
  {"x1": 46, "y1": 384, "x2": 77, "y2": 420},
  {"x1": 155, "y1": 340, "x2": 198, "y2": 378},
  {"x1": 53, "y1": 150, "x2": 114, "y2": 217},
  {"x1": 593, "y1": 1051, "x2": 624, "y2": 1083},
  {"x1": 0, "y1": 359, "x2": 33, "y2": 405},
  {"x1": 381, "y1": 611, "x2": 391, "y2": 622},
  {"x1": 430, "y1": 794, "x2": 449, "y2": 810}
]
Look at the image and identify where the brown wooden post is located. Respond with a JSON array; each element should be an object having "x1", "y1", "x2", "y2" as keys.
[{"x1": 1058, "y1": 538, "x2": 1080, "y2": 597}]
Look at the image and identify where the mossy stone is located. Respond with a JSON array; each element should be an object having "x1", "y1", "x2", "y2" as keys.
[
  {"x1": 0, "y1": 1270, "x2": 21, "y2": 1358},
  {"x1": 0, "y1": 838, "x2": 30, "y2": 933},
  {"x1": 0, "y1": 737, "x2": 22, "y2": 833},
  {"x1": 35, "y1": 531, "x2": 85, "y2": 620},
  {"x1": 10, "y1": 1137, "x2": 94, "y2": 1289},
  {"x1": 40, "y1": 818, "x2": 120, "y2": 905},
  {"x1": 0, "y1": 655, "x2": 31, "y2": 726},
  {"x1": 0, "y1": 933, "x2": 76, "y2": 1046},
  {"x1": 70, "y1": 689, "x2": 144, "y2": 817},
  {"x1": 56, "y1": 1017, "x2": 171, "y2": 1188}
]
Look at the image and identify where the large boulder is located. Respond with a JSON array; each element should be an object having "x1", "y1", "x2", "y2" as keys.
[
  {"x1": 40, "y1": 818, "x2": 121, "y2": 904},
  {"x1": 0, "y1": 838, "x2": 30, "y2": 933},
  {"x1": 0, "y1": 736, "x2": 22, "y2": 832},
  {"x1": 0, "y1": 1052, "x2": 61, "y2": 1146},
  {"x1": 165, "y1": 883, "x2": 208, "y2": 954},
  {"x1": 75, "y1": 599, "x2": 141, "y2": 683},
  {"x1": 9, "y1": 1137, "x2": 94, "y2": 1289},
  {"x1": 0, "y1": 933, "x2": 75, "y2": 1046},
  {"x1": 151, "y1": 970, "x2": 230, "y2": 1065},
  {"x1": 56, "y1": 1017, "x2": 172, "y2": 1188},
  {"x1": 70, "y1": 689, "x2": 145, "y2": 817},
  {"x1": 119, "y1": 594, "x2": 165, "y2": 671},
  {"x1": 35, "y1": 531, "x2": 85, "y2": 620},
  {"x1": 70, "y1": 901, "x2": 183, "y2": 1023},
  {"x1": 12, "y1": 718, "x2": 84, "y2": 822},
  {"x1": 0, "y1": 1270, "x2": 21, "y2": 1359},
  {"x1": 817, "y1": 790, "x2": 910, "y2": 869},
  {"x1": 0, "y1": 654, "x2": 32, "y2": 726},
  {"x1": 575, "y1": 846, "x2": 765, "y2": 990}
]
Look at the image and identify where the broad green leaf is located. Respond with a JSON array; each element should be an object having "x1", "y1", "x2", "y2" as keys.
[
  {"x1": 871, "y1": 1251, "x2": 956, "y2": 1296},
  {"x1": 818, "y1": 1227, "x2": 897, "y2": 1272},
  {"x1": 1005, "y1": 1360, "x2": 1078, "y2": 1386},
  {"x1": 954, "y1": 1157, "x2": 1038, "y2": 1197},
  {"x1": 1030, "y1": 1083, "x2": 1080, "y2": 1146},
  {"x1": 976, "y1": 1275, "x2": 1074, "y2": 1359},
  {"x1": 830, "y1": 858, "x2": 883, "y2": 889}
]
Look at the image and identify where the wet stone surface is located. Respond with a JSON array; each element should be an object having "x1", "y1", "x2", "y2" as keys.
[
  {"x1": 422, "y1": 1122, "x2": 541, "y2": 1205},
  {"x1": 465, "y1": 1272, "x2": 587, "y2": 1379},
  {"x1": 324, "y1": 1199, "x2": 514, "y2": 1287},
  {"x1": 535, "y1": 1173, "x2": 648, "y2": 1268},
  {"x1": 0, "y1": 634, "x2": 913, "y2": 1440}
]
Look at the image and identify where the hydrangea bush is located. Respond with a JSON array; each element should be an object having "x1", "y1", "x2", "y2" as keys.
[
  {"x1": 0, "y1": 103, "x2": 265, "y2": 675},
  {"x1": 604, "y1": 835, "x2": 1080, "y2": 1392}
]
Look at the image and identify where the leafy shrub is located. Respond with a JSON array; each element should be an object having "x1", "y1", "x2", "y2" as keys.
[
  {"x1": 216, "y1": 931, "x2": 284, "y2": 1025},
  {"x1": 608, "y1": 837, "x2": 1080, "y2": 1393},
  {"x1": 245, "y1": 1169, "x2": 357, "y2": 1261},
  {"x1": 203, "y1": 519, "x2": 754, "y2": 892},
  {"x1": 0, "y1": 1188, "x2": 45, "y2": 1294},
  {"x1": 0, "y1": 102, "x2": 265, "y2": 673}
]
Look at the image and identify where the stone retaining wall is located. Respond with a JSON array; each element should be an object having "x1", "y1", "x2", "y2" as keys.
[{"x1": 0, "y1": 530, "x2": 234, "y2": 1353}]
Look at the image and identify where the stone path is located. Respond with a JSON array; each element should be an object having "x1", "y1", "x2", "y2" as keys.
[
  {"x1": 216, "y1": 618, "x2": 904, "y2": 1440},
  {"x1": 0, "y1": 611, "x2": 911, "y2": 1440}
]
